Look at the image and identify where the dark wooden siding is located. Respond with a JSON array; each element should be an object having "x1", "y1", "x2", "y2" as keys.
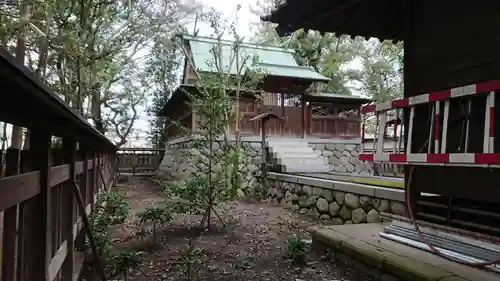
[{"x1": 405, "y1": 2, "x2": 500, "y2": 203}]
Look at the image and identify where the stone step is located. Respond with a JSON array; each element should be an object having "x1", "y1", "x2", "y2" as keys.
[
  {"x1": 268, "y1": 146, "x2": 315, "y2": 154},
  {"x1": 269, "y1": 151, "x2": 326, "y2": 159},
  {"x1": 279, "y1": 163, "x2": 331, "y2": 173},
  {"x1": 275, "y1": 157, "x2": 330, "y2": 166}
]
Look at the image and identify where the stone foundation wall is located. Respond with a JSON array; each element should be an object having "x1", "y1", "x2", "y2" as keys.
[
  {"x1": 309, "y1": 142, "x2": 373, "y2": 176},
  {"x1": 157, "y1": 139, "x2": 263, "y2": 194},
  {"x1": 267, "y1": 174, "x2": 407, "y2": 225}
]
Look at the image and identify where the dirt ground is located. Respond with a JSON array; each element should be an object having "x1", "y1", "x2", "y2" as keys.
[{"x1": 85, "y1": 177, "x2": 371, "y2": 281}]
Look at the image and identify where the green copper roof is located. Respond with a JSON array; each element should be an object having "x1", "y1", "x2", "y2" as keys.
[{"x1": 182, "y1": 34, "x2": 329, "y2": 82}]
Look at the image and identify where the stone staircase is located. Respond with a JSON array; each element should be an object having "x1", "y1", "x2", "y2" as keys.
[{"x1": 266, "y1": 138, "x2": 330, "y2": 173}]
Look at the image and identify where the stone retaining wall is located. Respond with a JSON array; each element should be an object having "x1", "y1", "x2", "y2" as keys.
[
  {"x1": 309, "y1": 142, "x2": 373, "y2": 176},
  {"x1": 267, "y1": 173, "x2": 407, "y2": 225},
  {"x1": 157, "y1": 139, "x2": 263, "y2": 193}
]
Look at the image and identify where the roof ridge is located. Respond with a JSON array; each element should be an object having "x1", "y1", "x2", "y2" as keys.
[{"x1": 178, "y1": 33, "x2": 296, "y2": 54}]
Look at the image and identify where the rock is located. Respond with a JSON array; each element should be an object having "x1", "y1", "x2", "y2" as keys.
[
  {"x1": 306, "y1": 196, "x2": 319, "y2": 207},
  {"x1": 331, "y1": 218, "x2": 344, "y2": 225},
  {"x1": 360, "y1": 196, "x2": 373, "y2": 211},
  {"x1": 339, "y1": 205, "x2": 352, "y2": 220},
  {"x1": 323, "y1": 189, "x2": 334, "y2": 202},
  {"x1": 345, "y1": 163, "x2": 355, "y2": 172},
  {"x1": 329, "y1": 202, "x2": 341, "y2": 217},
  {"x1": 314, "y1": 143, "x2": 325, "y2": 150},
  {"x1": 345, "y1": 144, "x2": 357, "y2": 151},
  {"x1": 344, "y1": 220, "x2": 353, "y2": 224},
  {"x1": 391, "y1": 201, "x2": 407, "y2": 216},
  {"x1": 334, "y1": 191, "x2": 345, "y2": 205},
  {"x1": 312, "y1": 187, "x2": 323, "y2": 196},
  {"x1": 336, "y1": 166, "x2": 347, "y2": 173},
  {"x1": 276, "y1": 191, "x2": 284, "y2": 200},
  {"x1": 367, "y1": 209, "x2": 381, "y2": 223},
  {"x1": 377, "y1": 199, "x2": 391, "y2": 213},
  {"x1": 316, "y1": 198, "x2": 329, "y2": 213},
  {"x1": 322, "y1": 150, "x2": 334, "y2": 157},
  {"x1": 345, "y1": 194, "x2": 361, "y2": 209},
  {"x1": 302, "y1": 185, "x2": 312, "y2": 195},
  {"x1": 285, "y1": 191, "x2": 299, "y2": 202},
  {"x1": 319, "y1": 214, "x2": 331, "y2": 222},
  {"x1": 269, "y1": 187, "x2": 278, "y2": 197},
  {"x1": 250, "y1": 142, "x2": 261, "y2": 150},
  {"x1": 352, "y1": 208, "x2": 367, "y2": 224},
  {"x1": 307, "y1": 207, "x2": 320, "y2": 219},
  {"x1": 351, "y1": 150, "x2": 359, "y2": 157},
  {"x1": 298, "y1": 196, "x2": 309, "y2": 207},
  {"x1": 299, "y1": 208, "x2": 308, "y2": 215},
  {"x1": 325, "y1": 143, "x2": 336, "y2": 151}
]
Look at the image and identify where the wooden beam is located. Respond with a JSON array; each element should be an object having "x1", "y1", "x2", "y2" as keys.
[
  {"x1": 0, "y1": 171, "x2": 40, "y2": 210},
  {"x1": 48, "y1": 164, "x2": 70, "y2": 187},
  {"x1": 48, "y1": 240, "x2": 67, "y2": 281}
]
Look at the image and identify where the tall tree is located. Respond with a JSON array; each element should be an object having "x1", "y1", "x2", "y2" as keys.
[
  {"x1": 352, "y1": 40, "x2": 404, "y2": 102},
  {"x1": 0, "y1": 0, "x2": 199, "y2": 146},
  {"x1": 146, "y1": 37, "x2": 182, "y2": 148}
]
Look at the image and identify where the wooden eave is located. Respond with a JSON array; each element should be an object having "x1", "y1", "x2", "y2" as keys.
[{"x1": 261, "y1": 0, "x2": 405, "y2": 42}]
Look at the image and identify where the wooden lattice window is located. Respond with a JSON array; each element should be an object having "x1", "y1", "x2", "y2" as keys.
[
  {"x1": 337, "y1": 108, "x2": 359, "y2": 118},
  {"x1": 311, "y1": 105, "x2": 336, "y2": 116}
]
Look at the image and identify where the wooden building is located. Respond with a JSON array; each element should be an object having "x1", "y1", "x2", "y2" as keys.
[
  {"x1": 160, "y1": 34, "x2": 371, "y2": 140},
  {"x1": 263, "y1": 1, "x2": 500, "y2": 235}
]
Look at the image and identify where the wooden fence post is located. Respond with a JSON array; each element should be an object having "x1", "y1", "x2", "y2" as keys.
[
  {"x1": 27, "y1": 130, "x2": 51, "y2": 281},
  {"x1": 16, "y1": 150, "x2": 30, "y2": 281},
  {"x1": 2, "y1": 148, "x2": 20, "y2": 281},
  {"x1": 61, "y1": 138, "x2": 76, "y2": 281}
]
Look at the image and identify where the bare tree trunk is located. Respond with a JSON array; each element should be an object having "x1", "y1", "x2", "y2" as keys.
[
  {"x1": 23, "y1": 26, "x2": 48, "y2": 151},
  {"x1": 10, "y1": 2, "x2": 31, "y2": 149},
  {"x1": 91, "y1": 83, "x2": 104, "y2": 133}
]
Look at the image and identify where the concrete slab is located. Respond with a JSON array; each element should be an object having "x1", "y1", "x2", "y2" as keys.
[{"x1": 309, "y1": 223, "x2": 500, "y2": 281}]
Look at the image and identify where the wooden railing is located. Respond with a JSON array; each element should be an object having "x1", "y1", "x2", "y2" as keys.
[
  {"x1": 0, "y1": 47, "x2": 116, "y2": 281},
  {"x1": 117, "y1": 148, "x2": 165, "y2": 176}
]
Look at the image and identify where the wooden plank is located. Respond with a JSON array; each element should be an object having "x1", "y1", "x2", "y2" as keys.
[
  {"x1": 26, "y1": 130, "x2": 51, "y2": 281},
  {"x1": 61, "y1": 138, "x2": 76, "y2": 281},
  {"x1": 49, "y1": 164, "x2": 69, "y2": 188},
  {"x1": 16, "y1": 151, "x2": 31, "y2": 281},
  {"x1": 48, "y1": 240, "x2": 67, "y2": 281},
  {"x1": 2, "y1": 149, "x2": 20, "y2": 281},
  {"x1": 0, "y1": 171, "x2": 40, "y2": 210}
]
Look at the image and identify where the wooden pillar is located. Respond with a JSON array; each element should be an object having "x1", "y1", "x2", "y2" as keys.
[
  {"x1": 260, "y1": 119, "x2": 267, "y2": 194},
  {"x1": 61, "y1": 138, "x2": 76, "y2": 281},
  {"x1": 16, "y1": 150, "x2": 30, "y2": 281},
  {"x1": 75, "y1": 146, "x2": 88, "y2": 250},
  {"x1": 2, "y1": 149, "x2": 20, "y2": 281},
  {"x1": 281, "y1": 93, "x2": 285, "y2": 136},
  {"x1": 301, "y1": 93, "x2": 306, "y2": 138},
  {"x1": 26, "y1": 130, "x2": 51, "y2": 281}
]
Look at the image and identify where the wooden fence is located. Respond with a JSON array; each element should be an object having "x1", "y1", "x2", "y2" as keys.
[
  {"x1": 117, "y1": 148, "x2": 164, "y2": 176},
  {"x1": 0, "y1": 47, "x2": 117, "y2": 281}
]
